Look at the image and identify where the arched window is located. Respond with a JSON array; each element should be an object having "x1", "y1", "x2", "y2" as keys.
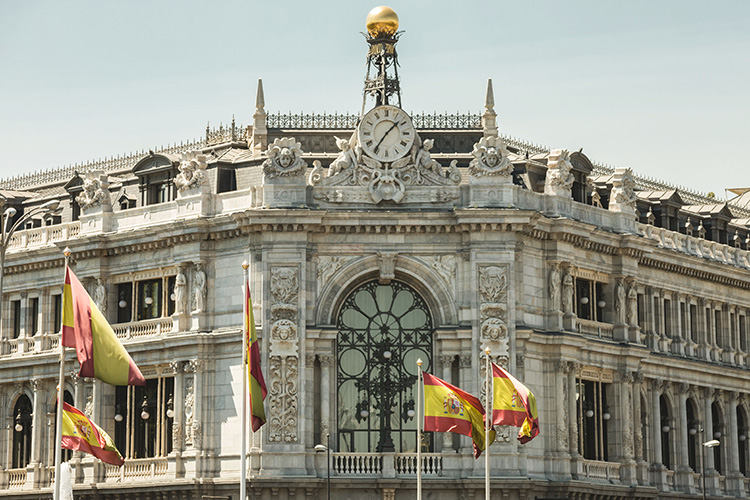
[
  {"x1": 12, "y1": 395, "x2": 33, "y2": 469},
  {"x1": 712, "y1": 402, "x2": 724, "y2": 475},
  {"x1": 738, "y1": 406, "x2": 748, "y2": 476},
  {"x1": 337, "y1": 280, "x2": 433, "y2": 453},
  {"x1": 640, "y1": 393, "x2": 649, "y2": 462},
  {"x1": 660, "y1": 395, "x2": 672, "y2": 469},
  {"x1": 686, "y1": 398, "x2": 699, "y2": 471}
]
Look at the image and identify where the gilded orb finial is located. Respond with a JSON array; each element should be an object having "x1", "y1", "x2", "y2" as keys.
[{"x1": 366, "y1": 6, "x2": 399, "y2": 38}]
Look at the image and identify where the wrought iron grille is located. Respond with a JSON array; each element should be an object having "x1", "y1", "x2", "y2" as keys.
[{"x1": 336, "y1": 280, "x2": 433, "y2": 453}]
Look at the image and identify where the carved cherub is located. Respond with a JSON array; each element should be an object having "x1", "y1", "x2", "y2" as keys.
[
  {"x1": 328, "y1": 136, "x2": 359, "y2": 177},
  {"x1": 414, "y1": 139, "x2": 441, "y2": 173}
]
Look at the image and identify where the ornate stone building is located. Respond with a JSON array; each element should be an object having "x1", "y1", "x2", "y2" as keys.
[{"x1": 2, "y1": 7, "x2": 750, "y2": 500}]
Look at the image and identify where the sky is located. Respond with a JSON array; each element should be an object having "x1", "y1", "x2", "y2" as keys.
[{"x1": 1, "y1": 0, "x2": 748, "y2": 199}]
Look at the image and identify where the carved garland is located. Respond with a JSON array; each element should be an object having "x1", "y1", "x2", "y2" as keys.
[{"x1": 267, "y1": 266, "x2": 300, "y2": 442}]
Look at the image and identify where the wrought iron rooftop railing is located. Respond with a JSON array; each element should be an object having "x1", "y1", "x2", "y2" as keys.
[{"x1": 266, "y1": 112, "x2": 482, "y2": 130}]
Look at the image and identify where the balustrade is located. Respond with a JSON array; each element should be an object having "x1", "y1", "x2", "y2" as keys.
[
  {"x1": 6, "y1": 221, "x2": 81, "y2": 252},
  {"x1": 577, "y1": 319, "x2": 614, "y2": 339},
  {"x1": 112, "y1": 318, "x2": 174, "y2": 339},
  {"x1": 394, "y1": 453, "x2": 442, "y2": 475},
  {"x1": 105, "y1": 458, "x2": 168, "y2": 482},
  {"x1": 581, "y1": 460, "x2": 621, "y2": 483},
  {"x1": 332, "y1": 453, "x2": 382, "y2": 475},
  {"x1": 7, "y1": 468, "x2": 26, "y2": 489}
]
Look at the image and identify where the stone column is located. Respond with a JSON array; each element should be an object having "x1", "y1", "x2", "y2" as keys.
[
  {"x1": 619, "y1": 371, "x2": 637, "y2": 485},
  {"x1": 170, "y1": 361, "x2": 185, "y2": 454},
  {"x1": 703, "y1": 388, "x2": 716, "y2": 471},
  {"x1": 319, "y1": 355, "x2": 332, "y2": 445},
  {"x1": 567, "y1": 362, "x2": 579, "y2": 459},
  {"x1": 555, "y1": 361, "x2": 569, "y2": 456},
  {"x1": 633, "y1": 372, "x2": 647, "y2": 485},
  {"x1": 29, "y1": 380, "x2": 42, "y2": 466},
  {"x1": 651, "y1": 381, "x2": 663, "y2": 467},
  {"x1": 675, "y1": 383, "x2": 695, "y2": 491}
]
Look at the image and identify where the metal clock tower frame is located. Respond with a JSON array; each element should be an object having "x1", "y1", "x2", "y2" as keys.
[{"x1": 362, "y1": 30, "x2": 403, "y2": 114}]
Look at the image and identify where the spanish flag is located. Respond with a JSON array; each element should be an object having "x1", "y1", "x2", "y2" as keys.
[
  {"x1": 62, "y1": 267, "x2": 145, "y2": 386},
  {"x1": 491, "y1": 363, "x2": 539, "y2": 444},
  {"x1": 61, "y1": 402, "x2": 124, "y2": 466},
  {"x1": 245, "y1": 280, "x2": 267, "y2": 431},
  {"x1": 423, "y1": 372, "x2": 494, "y2": 458}
]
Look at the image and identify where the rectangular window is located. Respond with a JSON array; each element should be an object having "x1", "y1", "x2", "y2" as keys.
[
  {"x1": 29, "y1": 298, "x2": 39, "y2": 336},
  {"x1": 53, "y1": 294, "x2": 62, "y2": 333},
  {"x1": 576, "y1": 374, "x2": 611, "y2": 461},
  {"x1": 664, "y1": 299, "x2": 672, "y2": 338},
  {"x1": 137, "y1": 279, "x2": 161, "y2": 321},
  {"x1": 116, "y1": 276, "x2": 175, "y2": 323},
  {"x1": 11, "y1": 300, "x2": 21, "y2": 339},
  {"x1": 218, "y1": 167, "x2": 237, "y2": 193},
  {"x1": 740, "y1": 316, "x2": 747, "y2": 352},
  {"x1": 114, "y1": 376, "x2": 174, "y2": 459},
  {"x1": 637, "y1": 293, "x2": 645, "y2": 330},
  {"x1": 117, "y1": 283, "x2": 133, "y2": 323},
  {"x1": 715, "y1": 310, "x2": 723, "y2": 347},
  {"x1": 690, "y1": 304, "x2": 698, "y2": 344}
]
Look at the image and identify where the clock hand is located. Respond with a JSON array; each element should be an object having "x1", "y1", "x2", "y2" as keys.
[{"x1": 373, "y1": 121, "x2": 399, "y2": 152}]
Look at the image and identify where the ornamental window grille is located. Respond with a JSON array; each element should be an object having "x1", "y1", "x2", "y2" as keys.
[
  {"x1": 114, "y1": 377, "x2": 174, "y2": 459},
  {"x1": 575, "y1": 368, "x2": 613, "y2": 461},
  {"x1": 336, "y1": 280, "x2": 433, "y2": 453}
]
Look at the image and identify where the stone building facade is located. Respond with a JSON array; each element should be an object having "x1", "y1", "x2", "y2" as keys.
[{"x1": 2, "y1": 30, "x2": 750, "y2": 500}]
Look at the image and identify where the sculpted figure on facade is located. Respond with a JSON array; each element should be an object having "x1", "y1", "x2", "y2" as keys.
[
  {"x1": 615, "y1": 279, "x2": 627, "y2": 324},
  {"x1": 263, "y1": 137, "x2": 308, "y2": 178},
  {"x1": 94, "y1": 278, "x2": 107, "y2": 314},
  {"x1": 548, "y1": 263, "x2": 561, "y2": 312},
  {"x1": 192, "y1": 263, "x2": 206, "y2": 313},
  {"x1": 562, "y1": 268, "x2": 574, "y2": 314},
  {"x1": 174, "y1": 267, "x2": 187, "y2": 314},
  {"x1": 627, "y1": 282, "x2": 638, "y2": 327},
  {"x1": 608, "y1": 167, "x2": 637, "y2": 216},
  {"x1": 468, "y1": 136, "x2": 513, "y2": 178},
  {"x1": 328, "y1": 136, "x2": 360, "y2": 177},
  {"x1": 76, "y1": 171, "x2": 110, "y2": 210},
  {"x1": 544, "y1": 149, "x2": 575, "y2": 197},
  {"x1": 414, "y1": 139, "x2": 440, "y2": 173},
  {"x1": 174, "y1": 152, "x2": 207, "y2": 192}
]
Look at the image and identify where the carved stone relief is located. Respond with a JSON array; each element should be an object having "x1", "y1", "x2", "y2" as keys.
[
  {"x1": 316, "y1": 255, "x2": 356, "y2": 291},
  {"x1": 75, "y1": 170, "x2": 111, "y2": 210},
  {"x1": 263, "y1": 137, "x2": 308, "y2": 179},
  {"x1": 268, "y1": 266, "x2": 300, "y2": 442},
  {"x1": 544, "y1": 149, "x2": 575, "y2": 197},
  {"x1": 377, "y1": 252, "x2": 397, "y2": 284},
  {"x1": 174, "y1": 152, "x2": 207, "y2": 192},
  {"x1": 609, "y1": 167, "x2": 637, "y2": 216},
  {"x1": 468, "y1": 136, "x2": 513, "y2": 179},
  {"x1": 478, "y1": 265, "x2": 509, "y2": 365},
  {"x1": 422, "y1": 255, "x2": 457, "y2": 295}
]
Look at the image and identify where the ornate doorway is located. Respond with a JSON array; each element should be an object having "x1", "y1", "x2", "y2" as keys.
[{"x1": 336, "y1": 280, "x2": 433, "y2": 453}]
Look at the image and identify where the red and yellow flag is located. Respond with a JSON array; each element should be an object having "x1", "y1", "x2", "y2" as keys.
[
  {"x1": 62, "y1": 267, "x2": 145, "y2": 386},
  {"x1": 61, "y1": 402, "x2": 124, "y2": 466},
  {"x1": 423, "y1": 372, "x2": 495, "y2": 458},
  {"x1": 491, "y1": 363, "x2": 539, "y2": 444},
  {"x1": 245, "y1": 280, "x2": 267, "y2": 431}
]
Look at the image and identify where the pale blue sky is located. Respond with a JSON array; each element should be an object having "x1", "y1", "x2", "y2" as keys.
[{"x1": 1, "y1": 1, "x2": 748, "y2": 198}]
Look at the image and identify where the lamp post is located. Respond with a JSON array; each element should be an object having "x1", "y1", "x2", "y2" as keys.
[
  {"x1": 314, "y1": 432, "x2": 330, "y2": 500},
  {"x1": 702, "y1": 436, "x2": 720, "y2": 500},
  {"x1": 0, "y1": 196, "x2": 61, "y2": 340}
]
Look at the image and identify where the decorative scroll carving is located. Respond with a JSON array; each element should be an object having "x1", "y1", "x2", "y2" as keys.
[
  {"x1": 76, "y1": 170, "x2": 111, "y2": 210},
  {"x1": 184, "y1": 376, "x2": 195, "y2": 446},
  {"x1": 172, "y1": 422, "x2": 183, "y2": 450},
  {"x1": 192, "y1": 422, "x2": 202, "y2": 450},
  {"x1": 174, "y1": 152, "x2": 207, "y2": 192},
  {"x1": 544, "y1": 149, "x2": 574, "y2": 197},
  {"x1": 94, "y1": 278, "x2": 107, "y2": 315},
  {"x1": 268, "y1": 355, "x2": 299, "y2": 442},
  {"x1": 478, "y1": 265, "x2": 509, "y2": 364},
  {"x1": 377, "y1": 252, "x2": 397, "y2": 284},
  {"x1": 263, "y1": 137, "x2": 308, "y2": 178},
  {"x1": 268, "y1": 266, "x2": 300, "y2": 442},
  {"x1": 468, "y1": 136, "x2": 513, "y2": 178}
]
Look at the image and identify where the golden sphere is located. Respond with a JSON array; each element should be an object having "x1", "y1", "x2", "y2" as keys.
[{"x1": 366, "y1": 6, "x2": 399, "y2": 37}]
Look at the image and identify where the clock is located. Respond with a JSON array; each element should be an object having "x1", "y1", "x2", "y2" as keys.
[{"x1": 358, "y1": 105, "x2": 415, "y2": 163}]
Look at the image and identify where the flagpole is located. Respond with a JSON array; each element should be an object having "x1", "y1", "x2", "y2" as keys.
[
  {"x1": 54, "y1": 247, "x2": 71, "y2": 500},
  {"x1": 416, "y1": 358, "x2": 423, "y2": 500},
  {"x1": 484, "y1": 346, "x2": 491, "y2": 500},
  {"x1": 241, "y1": 260, "x2": 249, "y2": 500}
]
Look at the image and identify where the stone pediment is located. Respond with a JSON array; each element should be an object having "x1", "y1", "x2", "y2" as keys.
[{"x1": 133, "y1": 152, "x2": 180, "y2": 176}]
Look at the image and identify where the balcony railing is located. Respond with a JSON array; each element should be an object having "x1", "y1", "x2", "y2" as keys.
[
  {"x1": 394, "y1": 453, "x2": 442, "y2": 475},
  {"x1": 581, "y1": 460, "x2": 621, "y2": 483},
  {"x1": 333, "y1": 453, "x2": 382, "y2": 475},
  {"x1": 105, "y1": 458, "x2": 168, "y2": 482},
  {"x1": 6, "y1": 221, "x2": 80, "y2": 253},
  {"x1": 7, "y1": 468, "x2": 26, "y2": 489},
  {"x1": 577, "y1": 319, "x2": 614, "y2": 339},
  {"x1": 113, "y1": 318, "x2": 174, "y2": 340},
  {"x1": 331, "y1": 452, "x2": 443, "y2": 476}
]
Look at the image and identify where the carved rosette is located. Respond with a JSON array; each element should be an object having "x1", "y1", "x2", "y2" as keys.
[
  {"x1": 468, "y1": 136, "x2": 513, "y2": 178},
  {"x1": 268, "y1": 266, "x2": 300, "y2": 442},
  {"x1": 478, "y1": 265, "x2": 509, "y2": 362},
  {"x1": 263, "y1": 137, "x2": 308, "y2": 178}
]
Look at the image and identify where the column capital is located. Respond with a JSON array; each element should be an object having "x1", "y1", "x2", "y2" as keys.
[
  {"x1": 459, "y1": 355, "x2": 472, "y2": 368},
  {"x1": 319, "y1": 354, "x2": 333, "y2": 367},
  {"x1": 439, "y1": 355, "x2": 454, "y2": 368}
]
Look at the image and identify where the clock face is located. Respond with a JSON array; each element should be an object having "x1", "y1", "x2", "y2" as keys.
[{"x1": 358, "y1": 105, "x2": 415, "y2": 162}]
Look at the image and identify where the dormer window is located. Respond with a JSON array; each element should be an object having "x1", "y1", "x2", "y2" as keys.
[{"x1": 133, "y1": 153, "x2": 179, "y2": 206}]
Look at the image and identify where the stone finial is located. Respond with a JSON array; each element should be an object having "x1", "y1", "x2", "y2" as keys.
[
  {"x1": 250, "y1": 78, "x2": 268, "y2": 152},
  {"x1": 482, "y1": 79, "x2": 498, "y2": 138}
]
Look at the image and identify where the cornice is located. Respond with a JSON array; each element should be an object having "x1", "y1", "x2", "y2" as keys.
[{"x1": 639, "y1": 256, "x2": 750, "y2": 289}]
